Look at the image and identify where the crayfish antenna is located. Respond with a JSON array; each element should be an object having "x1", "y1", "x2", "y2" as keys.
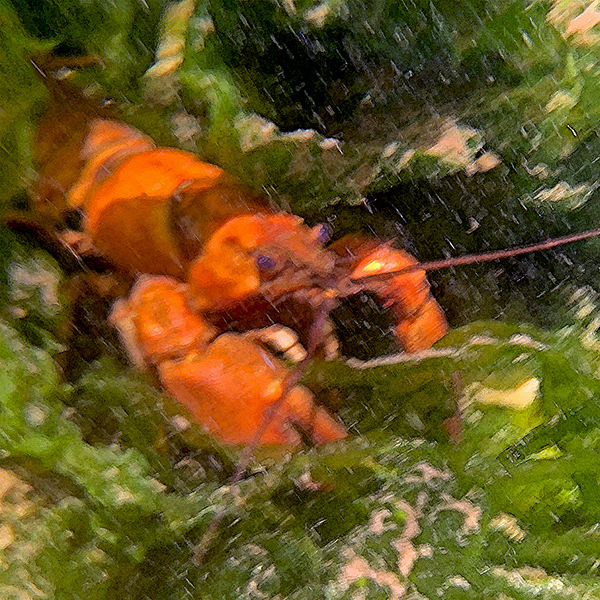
[{"x1": 351, "y1": 228, "x2": 600, "y2": 284}]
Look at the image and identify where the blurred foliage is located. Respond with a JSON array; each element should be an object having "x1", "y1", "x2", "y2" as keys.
[
  {"x1": 4, "y1": 293, "x2": 600, "y2": 597},
  {"x1": 4, "y1": 0, "x2": 600, "y2": 597}
]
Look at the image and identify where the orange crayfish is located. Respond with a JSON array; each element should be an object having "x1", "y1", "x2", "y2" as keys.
[{"x1": 27, "y1": 67, "x2": 448, "y2": 448}]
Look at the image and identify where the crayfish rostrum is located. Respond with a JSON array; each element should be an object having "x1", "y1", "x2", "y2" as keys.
[{"x1": 27, "y1": 68, "x2": 448, "y2": 448}]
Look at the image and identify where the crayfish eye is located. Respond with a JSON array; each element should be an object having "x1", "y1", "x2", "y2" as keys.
[
  {"x1": 256, "y1": 254, "x2": 277, "y2": 272},
  {"x1": 313, "y1": 223, "x2": 333, "y2": 244}
]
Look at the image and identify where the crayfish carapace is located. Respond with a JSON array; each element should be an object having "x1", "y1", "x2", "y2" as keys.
[{"x1": 27, "y1": 70, "x2": 448, "y2": 447}]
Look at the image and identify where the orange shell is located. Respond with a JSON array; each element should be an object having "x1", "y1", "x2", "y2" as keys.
[
  {"x1": 187, "y1": 213, "x2": 336, "y2": 311},
  {"x1": 80, "y1": 119, "x2": 153, "y2": 160},
  {"x1": 158, "y1": 333, "x2": 347, "y2": 446},
  {"x1": 84, "y1": 149, "x2": 227, "y2": 276},
  {"x1": 395, "y1": 297, "x2": 448, "y2": 353},
  {"x1": 68, "y1": 125, "x2": 156, "y2": 209},
  {"x1": 110, "y1": 275, "x2": 216, "y2": 365},
  {"x1": 338, "y1": 239, "x2": 448, "y2": 352},
  {"x1": 187, "y1": 243, "x2": 261, "y2": 311}
]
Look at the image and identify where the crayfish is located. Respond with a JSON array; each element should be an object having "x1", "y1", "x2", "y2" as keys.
[
  {"x1": 24, "y1": 60, "x2": 600, "y2": 453},
  {"x1": 21, "y1": 62, "x2": 451, "y2": 450}
]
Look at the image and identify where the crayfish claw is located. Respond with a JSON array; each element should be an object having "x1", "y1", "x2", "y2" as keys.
[
  {"x1": 333, "y1": 237, "x2": 448, "y2": 353},
  {"x1": 246, "y1": 324, "x2": 308, "y2": 363},
  {"x1": 285, "y1": 387, "x2": 348, "y2": 445},
  {"x1": 157, "y1": 333, "x2": 346, "y2": 446},
  {"x1": 396, "y1": 295, "x2": 449, "y2": 353},
  {"x1": 109, "y1": 275, "x2": 216, "y2": 367}
]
